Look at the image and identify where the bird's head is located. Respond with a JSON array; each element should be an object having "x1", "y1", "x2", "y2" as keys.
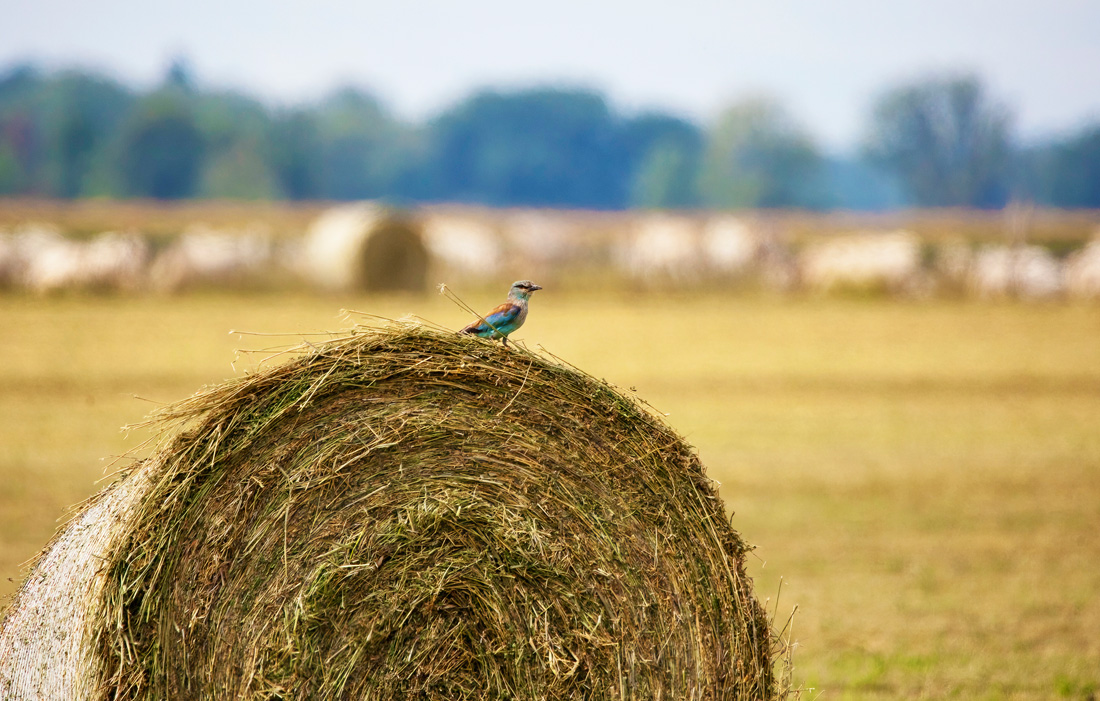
[{"x1": 508, "y1": 280, "x2": 543, "y2": 300}]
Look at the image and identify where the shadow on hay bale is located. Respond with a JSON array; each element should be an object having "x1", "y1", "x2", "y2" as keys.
[
  {"x1": 1, "y1": 325, "x2": 783, "y2": 700},
  {"x1": 304, "y1": 203, "x2": 429, "y2": 293}
]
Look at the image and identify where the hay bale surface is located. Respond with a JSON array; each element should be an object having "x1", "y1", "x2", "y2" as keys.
[
  {"x1": 0, "y1": 466, "x2": 153, "y2": 699},
  {"x1": 1, "y1": 325, "x2": 777, "y2": 700}
]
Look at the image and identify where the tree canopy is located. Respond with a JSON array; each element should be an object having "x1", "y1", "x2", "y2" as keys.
[
  {"x1": 864, "y1": 74, "x2": 1012, "y2": 208},
  {"x1": 699, "y1": 98, "x2": 825, "y2": 209},
  {"x1": 1, "y1": 62, "x2": 1098, "y2": 209}
]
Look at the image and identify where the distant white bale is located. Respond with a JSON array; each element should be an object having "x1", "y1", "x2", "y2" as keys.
[
  {"x1": 149, "y1": 224, "x2": 273, "y2": 292},
  {"x1": 968, "y1": 247, "x2": 1014, "y2": 298},
  {"x1": 1064, "y1": 238, "x2": 1100, "y2": 299},
  {"x1": 22, "y1": 237, "x2": 83, "y2": 293},
  {"x1": 800, "y1": 230, "x2": 922, "y2": 292},
  {"x1": 501, "y1": 210, "x2": 583, "y2": 267},
  {"x1": 9, "y1": 223, "x2": 65, "y2": 253},
  {"x1": 935, "y1": 240, "x2": 974, "y2": 285},
  {"x1": 420, "y1": 213, "x2": 501, "y2": 275},
  {"x1": 1014, "y1": 248, "x2": 1064, "y2": 299},
  {"x1": 20, "y1": 230, "x2": 149, "y2": 294},
  {"x1": 0, "y1": 224, "x2": 64, "y2": 287},
  {"x1": 77, "y1": 232, "x2": 150, "y2": 291},
  {"x1": 756, "y1": 235, "x2": 801, "y2": 292},
  {"x1": 618, "y1": 213, "x2": 702, "y2": 280},
  {"x1": 701, "y1": 216, "x2": 759, "y2": 274},
  {"x1": 304, "y1": 203, "x2": 428, "y2": 292},
  {"x1": 969, "y1": 245, "x2": 1064, "y2": 300}
]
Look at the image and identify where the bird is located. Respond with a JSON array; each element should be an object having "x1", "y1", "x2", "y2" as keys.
[{"x1": 459, "y1": 280, "x2": 542, "y2": 347}]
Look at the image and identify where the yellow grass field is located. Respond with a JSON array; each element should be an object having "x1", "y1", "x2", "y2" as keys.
[{"x1": 2, "y1": 290, "x2": 1098, "y2": 699}]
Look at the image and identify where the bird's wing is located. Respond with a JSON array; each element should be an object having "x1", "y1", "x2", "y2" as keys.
[
  {"x1": 464, "y1": 301, "x2": 522, "y2": 333},
  {"x1": 482, "y1": 302, "x2": 523, "y2": 328}
]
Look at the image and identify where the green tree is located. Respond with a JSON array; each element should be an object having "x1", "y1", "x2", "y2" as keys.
[
  {"x1": 0, "y1": 66, "x2": 133, "y2": 197},
  {"x1": 622, "y1": 114, "x2": 702, "y2": 208},
  {"x1": 200, "y1": 142, "x2": 278, "y2": 199},
  {"x1": 864, "y1": 74, "x2": 1012, "y2": 208},
  {"x1": 269, "y1": 109, "x2": 322, "y2": 200},
  {"x1": 699, "y1": 97, "x2": 824, "y2": 209},
  {"x1": 821, "y1": 156, "x2": 909, "y2": 211},
  {"x1": 194, "y1": 90, "x2": 277, "y2": 199},
  {"x1": 0, "y1": 65, "x2": 44, "y2": 194},
  {"x1": 118, "y1": 91, "x2": 204, "y2": 199},
  {"x1": 1021, "y1": 123, "x2": 1100, "y2": 207},
  {"x1": 0, "y1": 142, "x2": 19, "y2": 193},
  {"x1": 428, "y1": 88, "x2": 628, "y2": 207},
  {"x1": 44, "y1": 72, "x2": 134, "y2": 196},
  {"x1": 315, "y1": 88, "x2": 412, "y2": 200}
]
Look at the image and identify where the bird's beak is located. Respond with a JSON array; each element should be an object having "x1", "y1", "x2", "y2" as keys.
[{"x1": 531, "y1": 284, "x2": 543, "y2": 291}]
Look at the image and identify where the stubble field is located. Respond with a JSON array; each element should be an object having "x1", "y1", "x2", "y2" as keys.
[{"x1": 1, "y1": 290, "x2": 1098, "y2": 699}]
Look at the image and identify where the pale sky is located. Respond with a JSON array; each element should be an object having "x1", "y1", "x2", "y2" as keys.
[{"x1": 3, "y1": 0, "x2": 1099, "y2": 151}]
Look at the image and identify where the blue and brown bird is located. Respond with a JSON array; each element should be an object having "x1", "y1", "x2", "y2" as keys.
[{"x1": 459, "y1": 280, "x2": 542, "y2": 347}]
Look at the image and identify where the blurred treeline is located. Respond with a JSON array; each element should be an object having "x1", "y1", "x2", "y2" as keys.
[{"x1": 2, "y1": 60, "x2": 1098, "y2": 210}]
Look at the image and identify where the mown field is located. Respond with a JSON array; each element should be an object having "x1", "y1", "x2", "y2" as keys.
[{"x1": 2, "y1": 289, "x2": 1098, "y2": 699}]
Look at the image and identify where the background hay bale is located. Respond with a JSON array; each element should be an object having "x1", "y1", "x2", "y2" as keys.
[
  {"x1": 1, "y1": 325, "x2": 779, "y2": 700},
  {"x1": 1064, "y1": 235, "x2": 1100, "y2": 299},
  {"x1": 968, "y1": 244, "x2": 1065, "y2": 299},
  {"x1": 304, "y1": 203, "x2": 428, "y2": 293},
  {"x1": 617, "y1": 213, "x2": 703, "y2": 282},
  {"x1": 18, "y1": 230, "x2": 151, "y2": 294},
  {"x1": 702, "y1": 216, "x2": 762, "y2": 276},
  {"x1": 419, "y1": 209, "x2": 503, "y2": 277},
  {"x1": 799, "y1": 230, "x2": 923, "y2": 294},
  {"x1": 148, "y1": 223, "x2": 273, "y2": 293}
]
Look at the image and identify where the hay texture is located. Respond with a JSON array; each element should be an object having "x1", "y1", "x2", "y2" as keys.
[
  {"x1": 1, "y1": 324, "x2": 777, "y2": 700},
  {"x1": 304, "y1": 203, "x2": 428, "y2": 293}
]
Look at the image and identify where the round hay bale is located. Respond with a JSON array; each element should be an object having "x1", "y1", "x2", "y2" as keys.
[
  {"x1": 304, "y1": 203, "x2": 428, "y2": 293},
  {"x1": 1, "y1": 325, "x2": 778, "y2": 700}
]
